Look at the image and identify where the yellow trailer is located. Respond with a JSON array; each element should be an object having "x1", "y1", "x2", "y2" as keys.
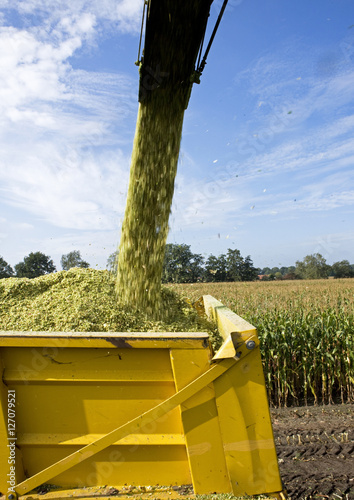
[{"x1": 0, "y1": 296, "x2": 286, "y2": 500}]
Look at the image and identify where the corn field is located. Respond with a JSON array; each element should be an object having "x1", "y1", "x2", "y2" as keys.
[{"x1": 169, "y1": 279, "x2": 354, "y2": 407}]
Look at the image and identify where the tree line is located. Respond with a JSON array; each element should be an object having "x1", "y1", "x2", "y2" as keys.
[
  {"x1": 260, "y1": 253, "x2": 354, "y2": 280},
  {"x1": 0, "y1": 251, "x2": 89, "y2": 279},
  {"x1": 107, "y1": 246, "x2": 354, "y2": 282},
  {"x1": 161, "y1": 246, "x2": 354, "y2": 282},
  {"x1": 1, "y1": 245, "x2": 353, "y2": 281},
  {"x1": 161, "y1": 244, "x2": 258, "y2": 282}
]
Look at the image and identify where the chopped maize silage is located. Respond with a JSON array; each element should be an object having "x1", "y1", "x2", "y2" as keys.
[
  {"x1": 116, "y1": 88, "x2": 186, "y2": 318},
  {"x1": 0, "y1": 269, "x2": 218, "y2": 342}
]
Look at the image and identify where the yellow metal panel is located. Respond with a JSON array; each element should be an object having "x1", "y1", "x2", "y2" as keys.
[
  {"x1": 0, "y1": 354, "x2": 25, "y2": 495},
  {"x1": 3, "y1": 346, "x2": 175, "y2": 383},
  {"x1": 0, "y1": 332, "x2": 209, "y2": 350},
  {"x1": 16, "y1": 433, "x2": 186, "y2": 446},
  {"x1": 0, "y1": 355, "x2": 12, "y2": 494},
  {"x1": 11, "y1": 384, "x2": 181, "y2": 435},
  {"x1": 203, "y1": 296, "x2": 256, "y2": 338},
  {"x1": 213, "y1": 347, "x2": 283, "y2": 496},
  {"x1": 20, "y1": 445, "x2": 191, "y2": 488},
  {"x1": 203, "y1": 295, "x2": 257, "y2": 360},
  {"x1": 14, "y1": 358, "x2": 234, "y2": 495},
  {"x1": 170, "y1": 349, "x2": 232, "y2": 494}
]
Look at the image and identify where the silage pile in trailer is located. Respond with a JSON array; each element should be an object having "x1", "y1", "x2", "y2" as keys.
[{"x1": 0, "y1": 268, "x2": 216, "y2": 336}]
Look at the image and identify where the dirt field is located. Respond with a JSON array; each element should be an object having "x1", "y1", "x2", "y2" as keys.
[{"x1": 270, "y1": 404, "x2": 354, "y2": 499}]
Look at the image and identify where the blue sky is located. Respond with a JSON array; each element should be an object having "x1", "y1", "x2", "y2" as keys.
[{"x1": 0, "y1": 0, "x2": 353, "y2": 271}]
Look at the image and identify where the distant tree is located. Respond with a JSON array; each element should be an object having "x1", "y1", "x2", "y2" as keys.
[
  {"x1": 261, "y1": 265, "x2": 295, "y2": 277},
  {"x1": 162, "y1": 244, "x2": 204, "y2": 283},
  {"x1": 275, "y1": 271, "x2": 283, "y2": 280},
  {"x1": 331, "y1": 260, "x2": 354, "y2": 278},
  {"x1": 15, "y1": 252, "x2": 56, "y2": 278},
  {"x1": 0, "y1": 256, "x2": 14, "y2": 278},
  {"x1": 225, "y1": 248, "x2": 244, "y2": 281},
  {"x1": 61, "y1": 250, "x2": 90, "y2": 271},
  {"x1": 204, "y1": 250, "x2": 258, "y2": 282},
  {"x1": 204, "y1": 254, "x2": 228, "y2": 282},
  {"x1": 295, "y1": 253, "x2": 330, "y2": 280},
  {"x1": 240, "y1": 255, "x2": 258, "y2": 281},
  {"x1": 107, "y1": 250, "x2": 119, "y2": 273}
]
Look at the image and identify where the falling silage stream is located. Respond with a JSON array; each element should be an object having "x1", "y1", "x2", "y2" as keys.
[
  {"x1": 116, "y1": 88, "x2": 186, "y2": 317},
  {"x1": 116, "y1": 0, "x2": 213, "y2": 317}
]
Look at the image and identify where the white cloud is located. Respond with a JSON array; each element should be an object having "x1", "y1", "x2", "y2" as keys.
[
  {"x1": 0, "y1": 142, "x2": 130, "y2": 230},
  {"x1": 0, "y1": 8, "x2": 138, "y2": 234},
  {"x1": 171, "y1": 166, "x2": 252, "y2": 232},
  {"x1": 0, "y1": 27, "x2": 68, "y2": 109},
  {"x1": 172, "y1": 37, "x2": 354, "y2": 239},
  {"x1": 232, "y1": 34, "x2": 354, "y2": 136},
  {"x1": 171, "y1": 103, "x2": 354, "y2": 231},
  {"x1": 40, "y1": 230, "x2": 121, "y2": 270},
  {"x1": 2, "y1": 0, "x2": 142, "y2": 34},
  {"x1": 15, "y1": 222, "x2": 35, "y2": 230},
  {"x1": 0, "y1": 20, "x2": 137, "y2": 128},
  {"x1": 282, "y1": 71, "x2": 354, "y2": 126}
]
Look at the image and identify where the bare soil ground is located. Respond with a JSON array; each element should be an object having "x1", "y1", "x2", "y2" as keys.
[{"x1": 270, "y1": 404, "x2": 354, "y2": 499}]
